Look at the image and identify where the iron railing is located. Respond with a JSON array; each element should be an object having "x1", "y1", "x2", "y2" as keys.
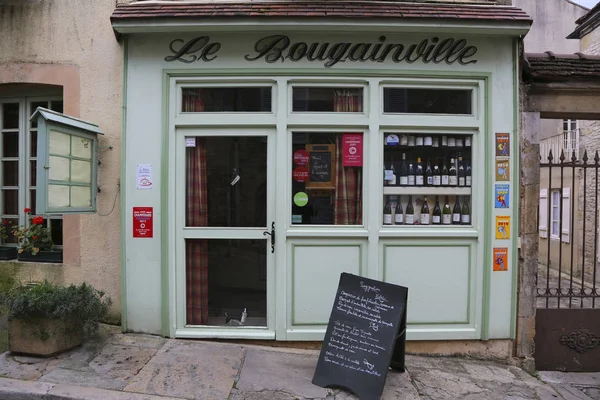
[{"x1": 538, "y1": 149, "x2": 600, "y2": 309}]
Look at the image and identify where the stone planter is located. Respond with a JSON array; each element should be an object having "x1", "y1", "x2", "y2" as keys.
[
  {"x1": 17, "y1": 250, "x2": 63, "y2": 263},
  {"x1": 8, "y1": 318, "x2": 84, "y2": 356},
  {"x1": 0, "y1": 246, "x2": 17, "y2": 260}
]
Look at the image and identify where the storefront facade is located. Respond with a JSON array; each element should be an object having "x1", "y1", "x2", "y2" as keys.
[{"x1": 112, "y1": 2, "x2": 531, "y2": 351}]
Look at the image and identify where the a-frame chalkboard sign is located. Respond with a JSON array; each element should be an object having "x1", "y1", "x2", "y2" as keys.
[{"x1": 312, "y1": 273, "x2": 408, "y2": 400}]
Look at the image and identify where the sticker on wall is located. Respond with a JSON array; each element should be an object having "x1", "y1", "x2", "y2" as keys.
[
  {"x1": 293, "y1": 149, "x2": 309, "y2": 166},
  {"x1": 496, "y1": 133, "x2": 510, "y2": 157},
  {"x1": 495, "y1": 184, "x2": 510, "y2": 208},
  {"x1": 493, "y1": 248, "x2": 509, "y2": 271},
  {"x1": 136, "y1": 164, "x2": 153, "y2": 190},
  {"x1": 495, "y1": 159, "x2": 510, "y2": 181},
  {"x1": 293, "y1": 167, "x2": 309, "y2": 183},
  {"x1": 495, "y1": 216, "x2": 511, "y2": 240},
  {"x1": 133, "y1": 207, "x2": 153, "y2": 238},
  {"x1": 385, "y1": 133, "x2": 400, "y2": 147},
  {"x1": 342, "y1": 133, "x2": 363, "y2": 166},
  {"x1": 294, "y1": 192, "x2": 309, "y2": 207},
  {"x1": 185, "y1": 137, "x2": 196, "y2": 147}
]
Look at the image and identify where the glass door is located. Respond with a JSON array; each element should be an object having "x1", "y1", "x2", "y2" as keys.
[{"x1": 175, "y1": 131, "x2": 275, "y2": 337}]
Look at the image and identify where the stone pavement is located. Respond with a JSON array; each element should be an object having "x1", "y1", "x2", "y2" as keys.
[{"x1": 0, "y1": 327, "x2": 595, "y2": 400}]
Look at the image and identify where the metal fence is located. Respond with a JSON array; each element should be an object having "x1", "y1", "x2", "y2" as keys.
[{"x1": 538, "y1": 149, "x2": 600, "y2": 309}]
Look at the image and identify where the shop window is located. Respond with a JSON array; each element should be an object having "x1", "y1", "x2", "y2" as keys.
[
  {"x1": 181, "y1": 87, "x2": 272, "y2": 112},
  {"x1": 0, "y1": 98, "x2": 64, "y2": 245},
  {"x1": 292, "y1": 87, "x2": 363, "y2": 112},
  {"x1": 383, "y1": 88, "x2": 472, "y2": 115},
  {"x1": 382, "y1": 132, "x2": 472, "y2": 227},
  {"x1": 291, "y1": 132, "x2": 363, "y2": 225}
]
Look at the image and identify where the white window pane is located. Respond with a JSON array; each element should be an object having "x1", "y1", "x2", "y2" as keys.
[
  {"x1": 49, "y1": 130, "x2": 70, "y2": 156},
  {"x1": 71, "y1": 160, "x2": 91, "y2": 183},
  {"x1": 71, "y1": 186, "x2": 91, "y2": 207},
  {"x1": 552, "y1": 221, "x2": 559, "y2": 236},
  {"x1": 49, "y1": 156, "x2": 70, "y2": 181},
  {"x1": 71, "y1": 137, "x2": 92, "y2": 159},
  {"x1": 48, "y1": 185, "x2": 70, "y2": 207}
]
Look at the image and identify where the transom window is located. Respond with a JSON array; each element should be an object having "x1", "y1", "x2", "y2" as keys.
[
  {"x1": 0, "y1": 98, "x2": 63, "y2": 246},
  {"x1": 181, "y1": 87, "x2": 272, "y2": 112},
  {"x1": 292, "y1": 87, "x2": 363, "y2": 112},
  {"x1": 383, "y1": 87, "x2": 472, "y2": 115}
]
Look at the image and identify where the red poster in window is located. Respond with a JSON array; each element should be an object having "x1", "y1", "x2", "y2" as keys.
[
  {"x1": 342, "y1": 133, "x2": 363, "y2": 167},
  {"x1": 294, "y1": 149, "x2": 309, "y2": 166},
  {"x1": 133, "y1": 207, "x2": 153, "y2": 238},
  {"x1": 293, "y1": 166, "x2": 309, "y2": 182}
]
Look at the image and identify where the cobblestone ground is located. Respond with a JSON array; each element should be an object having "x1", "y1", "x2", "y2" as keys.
[{"x1": 537, "y1": 263, "x2": 600, "y2": 309}]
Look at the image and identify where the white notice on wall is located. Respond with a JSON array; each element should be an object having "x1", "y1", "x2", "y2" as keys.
[
  {"x1": 185, "y1": 137, "x2": 196, "y2": 147},
  {"x1": 136, "y1": 164, "x2": 153, "y2": 190}
]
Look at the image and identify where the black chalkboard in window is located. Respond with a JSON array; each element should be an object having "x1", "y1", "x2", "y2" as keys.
[
  {"x1": 312, "y1": 273, "x2": 408, "y2": 400},
  {"x1": 305, "y1": 144, "x2": 336, "y2": 189}
]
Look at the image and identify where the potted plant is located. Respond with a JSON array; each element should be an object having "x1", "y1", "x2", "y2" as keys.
[
  {"x1": 13, "y1": 208, "x2": 62, "y2": 263},
  {"x1": 1, "y1": 280, "x2": 111, "y2": 356},
  {"x1": 0, "y1": 219, "x2": 17, "y2": 260}
]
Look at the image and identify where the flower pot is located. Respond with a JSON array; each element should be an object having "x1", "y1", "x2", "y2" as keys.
[
  {"x1": 0, "y1": 246, "x2": 17, "y2": 260},
  {"x1": 17, "y1": 250, "x2": 63, "y2": 263},
  {"x1": 8, "y1": 317, "x2": 83, "y2": 356}
]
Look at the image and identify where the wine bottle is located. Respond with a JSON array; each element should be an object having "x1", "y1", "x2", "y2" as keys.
[
  {"x1": 408, "y1": 135, "x2": 415, "y2": 147},
  {"x1": 452, "y1": 197, "x2": 461, "y2": 225},
  {"x1": 389, "y1": 157, "x2": 396, "y2": 186},
  {"x1": 384, "y1": 197, "x2": 393, "y2": 225},
  {"x1": 466, "y1": 161, "x2": 472, "y2": 187},
  {"x1": 458, "y1": 156, "x2": 466, "y2": 187},
  {"x1": 407, "y1": 162, "x2": 415, "y2": 186},
  {"x1": 447, "y1": 136, "x2": 456, "y2": 147},
  {"x1": 456, "y1": 137, "x2": 463, "y2": 148},
  {"x1": 448, "y1": 158, "x2": 457, "y2": 186},
  {"x1": 465, "y1": 135, "x2": 471, "y2": 147},
  {"x1": 424, "y1": 135, "x2": 432, "y2": 146},
  {"x1": 441, "y1": 158, "x2": 449, "y2": 186},
  {"x1": 420, "y1": 196, "x2": 430, "y2": 225},
  {"x1": 399, "y1": 153, "x2": 408, "y2": 186},
  {"x1": 425, "y1": 160, "x2": 433, "y2": 186},
  {"x1": 433, "y1": 162, "x2": 441, "y2": 186},
  {"x1": 384, "y1": 160, "x2": 392, "y2": 186},
  {"x1": 405, "y1": 196, "x2": 415, "y2": 225},
  {"x1": 441, "y1": 135, "x2": 448, "y2": 147},
  {"x1": 442, "y1": 196, "x2": 452, "y2": 225},
  {"x1": 400, "y1": 134, "x2": 408, "y2": 146},
  {"x1": 461, "y1": 196, "x2": 471, "y2": 225},
  {"x1": 432, "y1": 136, "x2": 439, "y2": 147},
  {"x1": 432, "y1": 196, "x2": 441, "y2": 225},
  {"x1": 415, "y1": 135, "x2": 424, "y2": 147},
  {"x1": 395, "y1": 198, "x2": 404, "y2": 225},
  {"x1": 415, "y1": 158, "x2": 424, "y2": 186}
]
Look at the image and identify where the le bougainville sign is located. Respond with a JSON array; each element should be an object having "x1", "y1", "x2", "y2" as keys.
[{"x1": 165, "y1": 35, "x2": 478, "y2": 67}]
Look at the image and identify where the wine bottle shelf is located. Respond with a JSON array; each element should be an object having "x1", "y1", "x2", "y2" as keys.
[{"x1": 383, "y1": 187, "x2": 472, "y2": 196}]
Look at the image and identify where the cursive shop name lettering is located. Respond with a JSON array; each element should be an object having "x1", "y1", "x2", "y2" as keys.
[{"x1": 165, "y1": 35, "x2": 478, "y2": 67}]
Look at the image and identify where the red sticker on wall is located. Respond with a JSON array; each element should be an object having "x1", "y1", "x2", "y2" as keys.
[
  {"x1": 293, "y1": 166, "x2": 309, "y2": 182},
  {"x1": 133, "y1": 207, "x2": 153, "y2": 238},
  {"x1": 342, "y1": 133, "x2": 363, "y2": 167},
  {"x1": 293, "y1": 149, "x2": 309, "y2": 166}
]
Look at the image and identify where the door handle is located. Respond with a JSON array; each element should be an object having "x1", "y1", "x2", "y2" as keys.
[{"x1": 263, "y1": 221, "x2": 275, "y2": 253}]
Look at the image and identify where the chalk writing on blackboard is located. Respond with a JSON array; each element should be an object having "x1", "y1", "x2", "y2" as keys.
[
  {"x1": 310, "y1": 152, "x2": 332, "y2": 182},
  {"x1": 312, "y1": 273, "x2": 408, "y2": 400}
]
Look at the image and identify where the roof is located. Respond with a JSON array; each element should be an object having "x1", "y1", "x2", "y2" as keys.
[
  {"x1": 110, "y1": 1, "x2": 532, "y2": 23},
  {"x1": 524, "y1": 51, "x2": 600, "y2": 83},
  {"x1": 30, "y1": 107, "x2": 104, "y2": 135},
  {"x1": 568, "y1": 1, "x2": 600, "y2": 39}
]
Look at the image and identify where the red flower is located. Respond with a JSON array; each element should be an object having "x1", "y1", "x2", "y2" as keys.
[
  {"x1": 32, "y1": 216, "x2": 44, "y2": 225},
  {"x1": 24, "y1": 208, "x2": 31, "y2": 213},
  {"x1": 33, "y1": 235, "x2": 37, "y2": 240}
]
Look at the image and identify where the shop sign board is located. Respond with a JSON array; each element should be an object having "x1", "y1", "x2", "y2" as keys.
[
  {"x1": 312, "y1": 273, "x2": 408, "y2": 400},
  {"x1": 133, "y1": 207, "x2": 153, "y2": 238},
  {"x1": 342, "y1": 133, "x2": 363, "y2": 167}
]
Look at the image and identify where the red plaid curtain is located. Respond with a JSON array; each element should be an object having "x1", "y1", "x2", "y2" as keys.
[
  {"x1": 185, "y1": 137, "x2": 209, "y2": 325},
  {"x1": 334, "y1": 135, "x2": 363, "y2": 225},
  {"x1": 333, "y1": 89, "x2": 363, "y2": 112}
]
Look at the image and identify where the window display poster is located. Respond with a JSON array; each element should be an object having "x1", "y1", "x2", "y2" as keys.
[
  {"x1": 136, "y1": 164, "x2": 153, "y2": 190},
  {"x1": 495, "y1": 216, "x2": 510, "y2": 240},
  {"x1": 493, "y1": 248, "x2": 508, "y2": 271},
  {"x1": 133, "y1": 207, "x2": 153, "y2": 238},
  {"x1": 495, "y1": 184, "x2": 510, "y2": 208},
  {"x1": 496, "y1": 133, "x2": 510, "y2": 157},
  {"x1": 342, "y1": 133, "x2": 363, "y2": 167},
  {"x1": 495, "y1": 159, "x2": 510, "y2": 181}
]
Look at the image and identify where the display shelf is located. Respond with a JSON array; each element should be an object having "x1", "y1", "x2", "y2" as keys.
[{"x1": 383, "y1": 187, "x2": 472, "y2": 196}]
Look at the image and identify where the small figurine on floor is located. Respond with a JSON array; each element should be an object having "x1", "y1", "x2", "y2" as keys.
[{"x1": 225, "y1": 308, "x2": 247, "y2": 326}]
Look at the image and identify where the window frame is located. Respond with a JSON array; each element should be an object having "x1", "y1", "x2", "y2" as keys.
[{"x1": 0, "y1": 96, "x2": 64, "y2": 247}]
